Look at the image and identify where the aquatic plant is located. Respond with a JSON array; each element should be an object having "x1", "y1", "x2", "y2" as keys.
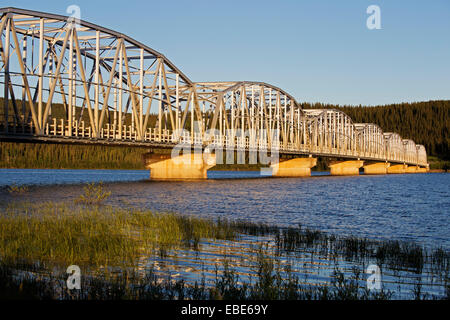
[
  {"x1": 6, "y1": 183, "x2": 29, "y2": 195},
  {"x1": 75, "y1": 182, "x2": 111, "y2": 205}
]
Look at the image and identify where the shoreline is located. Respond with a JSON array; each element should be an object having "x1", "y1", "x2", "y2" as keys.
[
  {"x1": 1, "y1": 166, "x2": 447, "y2": 173},
  {"x1": 428, "y1": 169, "x2": 449, "y2": 173}
]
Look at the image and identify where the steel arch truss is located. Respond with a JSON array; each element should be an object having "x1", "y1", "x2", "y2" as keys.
[
  {"x1": 354, "y1": 123, "x2": 385, "y2": 159},
  {"x1": 189, "y1": 81, "x2": 305, "y2": 151},
  {"x1": 384, "y1": 132, "x2": 404, "y2": 162},
  {"x1": 416, "y1": 144, "x2": 427, "y2": 167},
  {"x1": 0, "y1": 7, "x2": 191, "y2": 141},
  {"x1": 0, "y1": 7, "x2": 428, "y2": 167},
  {"x1": 403, "y1": 139, "x2": 418, "y2": 164},
  {"x1": 303, "y1": 109, "x2": 356, "y2": 157}
]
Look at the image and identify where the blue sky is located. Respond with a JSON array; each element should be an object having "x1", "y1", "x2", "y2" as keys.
[{"x1": 4, "y1": 0, "x2": 450, "y2": 105}]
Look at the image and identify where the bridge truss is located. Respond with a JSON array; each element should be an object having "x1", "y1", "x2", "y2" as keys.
[{"x1": 0, "y1": 7, "x2": 428, "y2": 167}]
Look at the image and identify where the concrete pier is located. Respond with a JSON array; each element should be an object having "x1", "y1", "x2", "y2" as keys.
[
  {"x1": 387, "y1": 164, "x2": 407, "y2": 174},
  {"x1": 363, "y1": 162, "x2": 390, "y2": 175},
  {"x1": 405, "y1": 166, "x2": 418, "y2": 173},
  {"x1": 329, "y1": 160, "x2": 364, "y2": 176},
  {"x1": 144, "y1": 152, "x2": 216, "y2": 180},
  {"x1": 271, "y1": 157, "x2": 317, "y2": 177}
]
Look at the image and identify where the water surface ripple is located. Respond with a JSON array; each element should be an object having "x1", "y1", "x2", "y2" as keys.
[{"x1": 0, "y1": 169, "x2": 448, "y2": 250}]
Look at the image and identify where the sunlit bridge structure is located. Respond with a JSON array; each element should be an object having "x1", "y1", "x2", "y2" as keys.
[{"x1": 0, "y1": 7, "x2": 428, "y2": 179}]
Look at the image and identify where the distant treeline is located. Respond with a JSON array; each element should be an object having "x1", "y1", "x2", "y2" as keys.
[
  {"x1": 301, "y1": 100, "x2": 450, "y2": 160},
  {"x1": 0, "y1": 142, "x2": 146, "y2": 170}
]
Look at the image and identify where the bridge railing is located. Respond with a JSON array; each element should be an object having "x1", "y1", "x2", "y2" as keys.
[{"x1": 0, "y1": 114, "x2": 428, "y2": 166}]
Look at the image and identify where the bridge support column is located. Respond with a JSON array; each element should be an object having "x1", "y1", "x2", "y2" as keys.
[
  {"x1": 363, "y1": 162, "x2": 390, "y2": 175},
  {"x1": 416, "y1": 167, "x2": 428, "y2": 173},
  {"x1": 329, "y1": 160, "x2": 364, "y2": 176},
  {"x1": 271, "y1": 157, "x2": 317, "y2": 177},
  {"x1": 387, "y1": 164, "x2": 407, "y2": 174},
  {"x1": 143, "y1": 152, "x2": 216, "y2": 180},
  {"x1": 405, "y1": 166, "x2": 419, "y2": 173}
]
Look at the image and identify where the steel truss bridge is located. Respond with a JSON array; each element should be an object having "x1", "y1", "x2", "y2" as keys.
[{"x1": 0, "y1": 7, "x2": 428, "y2": 176}]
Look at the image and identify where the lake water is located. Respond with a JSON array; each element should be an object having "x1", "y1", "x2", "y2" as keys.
[
  {"x1": 1, "y1": 168, "x2": 449, "y2": 299},
  {"x1": 0, "y1": 169, "x2": 448, "y2": 250}
]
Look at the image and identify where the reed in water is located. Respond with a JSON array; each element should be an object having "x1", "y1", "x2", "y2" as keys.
[{"x1": 0, "y1": 197, "x2": 448, "y2": 300}]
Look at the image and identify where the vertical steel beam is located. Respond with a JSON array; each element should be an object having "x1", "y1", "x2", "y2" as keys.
[
  {"x1": 175, "y1": 73, "x2": 179, "y2": 130},
  {"x1": 94, "y1": 30, "x2": 100, "y2": 132},
  {"x1": 68, "y1": 27, "x2": 73, "y2": 136},
  {"x1": 158, "y1": 61, "x2": 162, "y2": 140},
  {"x1": 98, "y1": 39, "x2": 121, "y2": 134},
  {"x1": 38, "y1": 18, "x2": 44, "y2": 129},
  {"x1": 3, "y1": 17, "x2": 10, "y2": 132},
  {"x1": 190, "y1": 90, "x2": 194, "y2": 140},
  {"x1": 231, "y1": 90, "x2": 235, "y2": 141},
  {"x1": 20, "y1": 29, "x2": 27, "y2": 131},
  {"x1": 72, "y1": 29, "x2": 96, "y2": 133},
  {"x1": 118, "y1": 42, "x2": 123, "y2": 139},
  {"x1": 268, "y1": 89, "x2": 272, "y2": 131},
  {"x1": 139, "y1": 48, "x2": 144, "y2": 135}
]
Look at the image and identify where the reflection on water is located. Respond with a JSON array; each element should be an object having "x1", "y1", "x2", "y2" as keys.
[
  {"x1": 1, "y1": 169, "x2": 448, "y2": 249},
  {"x1": 143, "y1": 234, "x2": 447, "y2": 299}
]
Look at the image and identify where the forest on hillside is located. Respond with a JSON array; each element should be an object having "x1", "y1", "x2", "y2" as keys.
[{"x1": 301, "y1": 100, "x2": 449, "y2": 160}]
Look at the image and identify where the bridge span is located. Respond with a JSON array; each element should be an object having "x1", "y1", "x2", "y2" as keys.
[{"x1": 0, "y1": 7, "x2": 428, "y2": 179}]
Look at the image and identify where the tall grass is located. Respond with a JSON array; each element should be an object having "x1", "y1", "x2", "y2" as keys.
[
  {"x1": 0, "y1": 201, "x2": 448, "y2": 300},
  {"x1": 0, "y1": 202, "x2": 236, "y2": 268}
]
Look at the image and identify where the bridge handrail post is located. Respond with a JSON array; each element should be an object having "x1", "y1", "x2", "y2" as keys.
[
  {"x1": 52, "y1": 118, "x2": 56, "y2": 136},
  {"x1": 60, "y1": 119, "x2": 64, "y2": 136}
]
